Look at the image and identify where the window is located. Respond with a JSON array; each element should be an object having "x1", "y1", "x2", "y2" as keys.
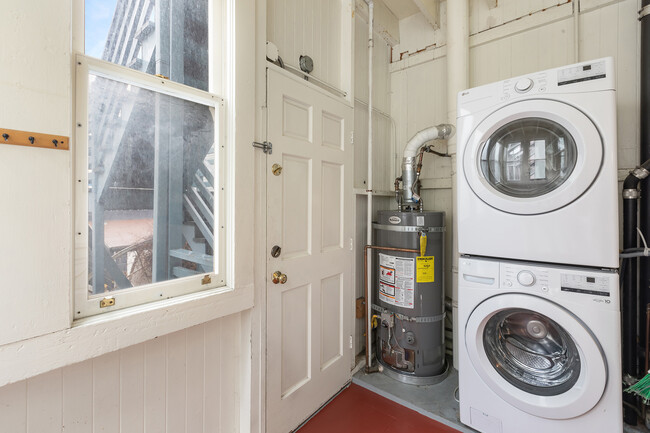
[{"x1": 76, "y1": 0, "x2": 226, "y2": 317}]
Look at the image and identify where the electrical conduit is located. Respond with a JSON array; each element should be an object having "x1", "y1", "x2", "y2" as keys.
[
  {"x1": 447, "y1": 0, "x2": 469, "y2": 370},
  {"x1": 364, "y1": 0, "x2": 374, "y2": 370}
]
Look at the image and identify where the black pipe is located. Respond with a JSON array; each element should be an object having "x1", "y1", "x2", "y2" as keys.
[
  {"x1": 622, "y1": 160, "x2": 650, "y2": 425},
  {"x1": 632, "y1": 2, "x2": 650, "y2": 424},
  {"x1": 639, "y1": 0, "x2": 650, "y2": 387}
]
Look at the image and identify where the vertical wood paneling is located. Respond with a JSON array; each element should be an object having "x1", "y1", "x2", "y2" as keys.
[
  {"x1": 27, "y1": 370, "x2": 62, "y2": 433},
  {"x1": 185, "y1": 325, "x2": 205, "y2": 433},
  {"x1": 219, "y1": 314, "x2": 241, "y2": 433},
  {"x1": 204, "y1": 319, "x2": 223, "y2": 433},
  {"x1": 0, "y1": 315, "x2": 243, "y2": 433},
  {"x1": 93, "y1": 351, "x2": 120, "y2": 432},
  {"x1": 144, "y1": 337, "x2": 167, "y2": 432},
  {"x1": 120, "y1": 344, "x2": 144, "y2": 433},
  {"x1": 166, "y1": 331, "x2": 187, "y2": 432},
  {"x1": 63, "y1": 361, "x2": 93, "y2": 433},
  {"x1": 0, "y1": 381, "x2": 27, "y2": 432},
  {"x1": 267, "y1": 0, "x2": 346, "y2": 90}
]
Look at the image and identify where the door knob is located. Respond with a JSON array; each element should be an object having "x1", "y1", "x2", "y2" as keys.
[{"x1": 272, "y1": 271, "x2": 288, "y2": 284}]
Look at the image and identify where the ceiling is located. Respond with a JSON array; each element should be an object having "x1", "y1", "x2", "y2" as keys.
[{"x1": 381, "y1": 0, "x2": 420, "y2": 20}]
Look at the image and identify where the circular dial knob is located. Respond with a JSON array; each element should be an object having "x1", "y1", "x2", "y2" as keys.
[
  {"x1": 514, "y1": 78, "x2": 534, "y2": 93},
  {"x1": 517, "y1": 270, "x2": 536, "y2": 286}
]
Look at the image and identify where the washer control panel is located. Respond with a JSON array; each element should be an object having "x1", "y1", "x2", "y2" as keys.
[
  {"x1": 517, "y1": 270, "x2": 536, "y2": 286},
  {"x1": 499, "y1": 262, "x2": 613, "y2": 299},
  {"x1": 560, "y1": 273, "x2": 610, "y2": 297},
  {"x1": 501, "y1": 264, "x2": 550, "y2": 293}
]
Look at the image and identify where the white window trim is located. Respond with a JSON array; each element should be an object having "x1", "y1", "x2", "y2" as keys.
[
  {"x1": 74, "y1": 55, "x2": 228, "y2": 318},
  {"x1": 0, "y1": 0, "x2": 255, "y2": 387}
]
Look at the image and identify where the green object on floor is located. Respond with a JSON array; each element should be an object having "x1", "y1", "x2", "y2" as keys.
[{"x1": 626, "y1": 371, "x2": 650, "y2": 403}]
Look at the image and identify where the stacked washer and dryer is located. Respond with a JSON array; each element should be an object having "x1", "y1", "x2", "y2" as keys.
[{"x1": 456, "y1": 58, "x2": 622, "y2": 433}]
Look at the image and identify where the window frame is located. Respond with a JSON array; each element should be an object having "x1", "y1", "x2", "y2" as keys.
[{"x1": 74, "y1": 47, "x2": 227, "y2": 317}]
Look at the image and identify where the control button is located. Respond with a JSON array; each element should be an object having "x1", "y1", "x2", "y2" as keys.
[
  {"x1": 541, "y1": 286, "x2": 549, "y2": 292},
  {"x1": 515, "y1": 78, "x2": 534, "y2": 93},
  {"x1": 504, "y1": 280, "x2": 513, "y2": 287},
  {"x1": 517, "y1": 270, "x2": 536, "y2": 287}
]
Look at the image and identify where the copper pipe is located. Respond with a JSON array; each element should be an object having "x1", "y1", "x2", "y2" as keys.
[{"x1": 364, "y1": 244, "x2": 419, "y2": 370}]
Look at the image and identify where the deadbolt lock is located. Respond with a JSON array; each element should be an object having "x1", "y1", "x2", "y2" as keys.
[
  {"x1": 272, "y1": 164, "x2": 283, "y2": 176},
  {"x1": 272, "y1": 271, "x2": 288, "y2": 284},
  {"x1": 271, "y1": 245, "x2": 282, "y2": 258}
]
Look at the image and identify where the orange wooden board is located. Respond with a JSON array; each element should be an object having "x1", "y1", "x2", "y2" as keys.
[{"x1": 0, "y1": 128, "x2": 69, "y2": 151}]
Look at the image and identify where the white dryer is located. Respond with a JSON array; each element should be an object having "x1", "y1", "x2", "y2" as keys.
[
  {"x1": 458, "y1": 257, "x2": 622, "y2": 433},
  {"x1": 457, "y1": 58, "x2": 618, "y2": 268}
]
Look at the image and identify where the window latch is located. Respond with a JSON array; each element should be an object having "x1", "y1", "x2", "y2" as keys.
[{"x1": 252, "y1": 141, "x2": 272, "y2": 154}]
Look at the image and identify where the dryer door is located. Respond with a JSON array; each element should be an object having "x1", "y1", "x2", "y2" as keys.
[
  {"x1": 462, "y1": 99, "x2": 603, "y2": 215},
  {"x1": 465, "y1": 293, "x2": 607, "y2": 419}
]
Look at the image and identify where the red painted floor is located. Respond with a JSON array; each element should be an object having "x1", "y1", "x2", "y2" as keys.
[{"x1": 298, "y1": 383, "x2": 461, "y2": 433}]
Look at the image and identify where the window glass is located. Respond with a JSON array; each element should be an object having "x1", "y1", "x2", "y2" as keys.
[
  {"x1": 483, "y1": 308, "x2": 581, "y2": 396},
  {"x1": 85, "y1": 0, "x2": 209, "y2": 91},
  {"x1": 480, "y1": 118, "x2": 577, "y2": 198},
  {"x1": 87, "y1": 74, "x2": 217, "y2": 295}
]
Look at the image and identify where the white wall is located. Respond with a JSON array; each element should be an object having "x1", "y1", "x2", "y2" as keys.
[
  {"x1": 0, "y1": 0, "x2": 253, "y2": 430},
  {"x1": 266, "y1": 0, "x2": 352, "y2": 94},
  {"x1": 389, "y1": 0, "x2": 640, "y2": 297},
  {"x1": 351, "y1": 12, "x2": 396, "y2": 354},
  {"x1": 0, "y1": 315, "x2": 243, "y2": 433}
]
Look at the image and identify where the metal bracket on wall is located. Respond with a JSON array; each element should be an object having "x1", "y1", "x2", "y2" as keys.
[{"x1": 252, "y1": 141, "x2": 273, "y2": 154}]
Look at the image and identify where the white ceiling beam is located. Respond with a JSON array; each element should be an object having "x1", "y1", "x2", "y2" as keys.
[
  {"x1": 412, "y1": 0, "x2": 440, "y2": 29},
  {"x1": 355, "y1": 0, "x2": 401, "y2": 47}
]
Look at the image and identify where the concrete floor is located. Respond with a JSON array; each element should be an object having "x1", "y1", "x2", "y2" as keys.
[{"x1": 353, "y1": 365, "x2": 649, "y2": 433}]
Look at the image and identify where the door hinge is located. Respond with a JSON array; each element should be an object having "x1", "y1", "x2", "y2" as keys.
[
  {"x1": 349, "y1": 335, "x2": 353, "y2": 349},
  {"x1": 252, "y1": 141, "x2": 273, "y2": 154},
  {"x1": 350, "y1": 131, "x2": 354, "y2": 144}
]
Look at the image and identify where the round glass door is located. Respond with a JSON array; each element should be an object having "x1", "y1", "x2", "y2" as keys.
[
  {"x1": 483, "y1": 308, "x2": 581, "y2": 396},
  {"x1": 480, "y1": 118, "x2": 578, "y2": 198},
  {"x1": 465, "y1": 294, "x2": 607, "y2": 419},
  {"x1": 462, "y1": 100, "x2": 603, "y2": 215}
]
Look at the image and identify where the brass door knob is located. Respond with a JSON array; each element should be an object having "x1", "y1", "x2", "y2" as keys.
[
  {"x1": 272, "y1": 271, "x2": 288, "y2": 284},
  {"x1": 272, "y1": 164, "x2": 283, "y2": 176}
]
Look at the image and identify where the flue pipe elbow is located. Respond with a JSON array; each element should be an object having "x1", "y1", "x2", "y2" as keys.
[{"x1": 403, "y1": 124, "x2": 455, "y2": 158}]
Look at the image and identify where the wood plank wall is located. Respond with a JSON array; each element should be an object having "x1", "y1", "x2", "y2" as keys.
[
  {"x1": 267, "y1": 0, "x2": 343, "y2": 90},
  {"x1": 0, "y1": 314, "x2": 242, "y2": 433}
]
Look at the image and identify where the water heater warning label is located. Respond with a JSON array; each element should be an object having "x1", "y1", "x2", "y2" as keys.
[
  {"x1": 417, "y1": 256, "x2": 435, "y2": 282},
  {"x1": 378, "y1": 254, "x2": 414, "y2": 309}
]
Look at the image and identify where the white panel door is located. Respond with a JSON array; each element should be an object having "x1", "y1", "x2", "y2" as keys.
[{"x1": 266, "y1": 67, "x2": 354, "y2": 433}]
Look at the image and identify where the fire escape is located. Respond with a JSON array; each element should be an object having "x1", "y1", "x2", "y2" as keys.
[{"x1": 88, "y1": 0, "x2": 215, "y2": 294}]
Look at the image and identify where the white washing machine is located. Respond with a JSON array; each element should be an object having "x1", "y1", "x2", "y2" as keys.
[
  {"x1": 457, "y1": 58, "x2": 618, "y2": 268},
  {"x1": 458, "y1": 257, "x2": 622, "y2": 433}
]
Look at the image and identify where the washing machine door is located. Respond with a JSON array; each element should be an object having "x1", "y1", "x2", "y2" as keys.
[
  {"x1": 462, "y1": 99, "x2": 603, "y2": 215},
  {"x1": 465, "y1": 293, "x2": 607, "y2": 419}
]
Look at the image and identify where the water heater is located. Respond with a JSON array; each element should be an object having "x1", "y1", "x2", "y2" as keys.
[{"x1": 373, "y1": 210, "x2": 447, "y2": 384}]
